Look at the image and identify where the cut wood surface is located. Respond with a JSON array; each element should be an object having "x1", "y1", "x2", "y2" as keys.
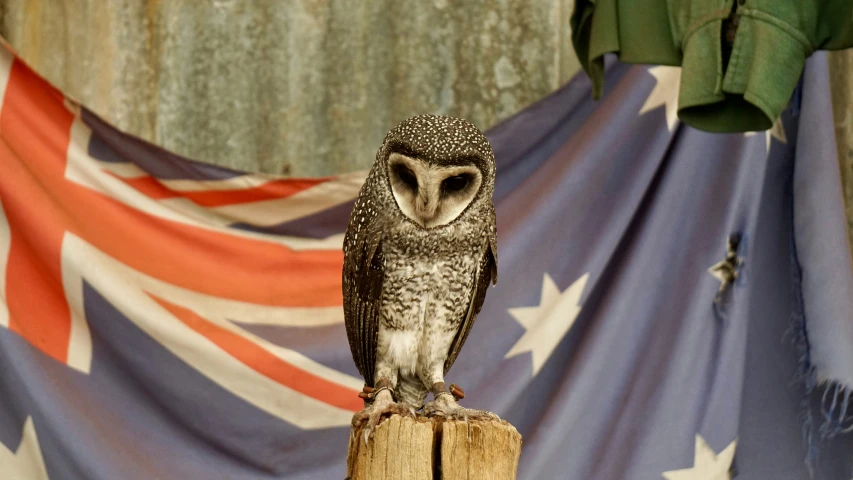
[{"x1": 346, "y1": 415, "x2": 522, "y2": 480}]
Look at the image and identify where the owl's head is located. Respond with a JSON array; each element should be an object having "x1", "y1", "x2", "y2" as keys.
[{"x1": 378, "y1": 114, "x2": 495, "y2": 229}]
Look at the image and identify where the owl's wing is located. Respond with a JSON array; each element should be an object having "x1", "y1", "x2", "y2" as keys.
[
  {"x1": 342, "y1": 219, "x2": 385, "y2": 387},
  {"x1": 443, "y1": 230, "x2": 498, "y2": 374}
]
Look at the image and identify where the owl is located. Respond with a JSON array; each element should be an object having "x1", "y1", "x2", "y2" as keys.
[{"x1": 343, "y1": 114, "x2": 499, "y2": 439}]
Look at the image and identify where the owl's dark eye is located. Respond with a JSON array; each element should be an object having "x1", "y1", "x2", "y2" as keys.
[
  {"x1": 442, "y1": 175, "x2": 469, "y2": 193},
  {"x1": 394, "y1": 165, "x2": 418, "y2": 190}
]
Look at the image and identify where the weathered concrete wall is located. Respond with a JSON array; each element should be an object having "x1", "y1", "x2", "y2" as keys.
[{"x1": 0, "y1": 0, "x2": 580, "y2": 176}]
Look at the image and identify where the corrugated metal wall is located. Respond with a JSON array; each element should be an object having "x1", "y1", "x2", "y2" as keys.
[
  {"x1": 0, "y1": 0, "x2": 578, "y2": 176},
  {"x1": 829, "y1": 51, "x2": 853, "y2": 252}
]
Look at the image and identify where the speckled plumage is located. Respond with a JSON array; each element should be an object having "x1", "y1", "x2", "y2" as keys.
[{"x1": 343, "y1": 114, "x2": 498, "y2": 410}]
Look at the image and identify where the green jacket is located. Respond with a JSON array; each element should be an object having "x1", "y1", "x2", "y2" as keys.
[{"x1": 571, "y1": 0, "x2": 853, "y2": 132}]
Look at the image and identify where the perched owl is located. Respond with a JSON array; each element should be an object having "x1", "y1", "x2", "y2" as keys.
[{"x1": 343, "y1": 114, "x2": 499, "y2": 439}]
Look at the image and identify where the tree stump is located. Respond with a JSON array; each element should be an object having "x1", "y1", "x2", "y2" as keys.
[{"x1": 346, "y1": 415, "x2": 522, "y2": 480}]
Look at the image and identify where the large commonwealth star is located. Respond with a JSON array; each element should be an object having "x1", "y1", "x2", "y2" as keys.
[
  {"x1": 744, "y1": 116, "x2": 786, "y2": 153},
  {"x1": 640, "y1": 66, "x2": 681, "y2": 132},
  {"x1": 662, "y1": 435, "x2": 737, "y2": 480},
  {"x1": 504, "y1": 273, "x2": 589, "y2": 376},
  {"x1": 0, "y1": 416, "x2": 50, "y2": 480}
]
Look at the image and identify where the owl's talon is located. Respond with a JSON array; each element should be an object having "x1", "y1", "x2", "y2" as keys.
[
  {"x1": 351, "y1": 392, "x2": 415, "y2": 444},
  {"x1": 422, "y1": 393, "x2": 498, "y2": 422},
  {"x1": 425, "y1": 405, "x2": 497, "y2": 422}
]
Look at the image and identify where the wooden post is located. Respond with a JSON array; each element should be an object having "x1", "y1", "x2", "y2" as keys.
[{"x1": 346, "y1": 415, "x2": 522, "y2": 480}]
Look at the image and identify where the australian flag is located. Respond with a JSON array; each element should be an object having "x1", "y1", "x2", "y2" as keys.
[{"x1": 0, "y1": 39, "x2": 851, "y2": 480}]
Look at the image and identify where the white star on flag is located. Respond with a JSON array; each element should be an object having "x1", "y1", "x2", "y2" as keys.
[
  {"x1": 0, "y1": 417, "x2": 50, "y2": 480},
  {"x1": 662, "y1": 435, "x2": 737, "y2": 480},
  {"x1": 744, "y1": 116, "x2": 786, "y2": 153},
  {"x1": 640, "y1": 66, "x2": 681, "y2": 132},
  {"x1": 707, "y1": 236, "x2": 742, "y2": 296},
  {"x1": 505, "y1": 273, "x2": 589, "y2": 376}
]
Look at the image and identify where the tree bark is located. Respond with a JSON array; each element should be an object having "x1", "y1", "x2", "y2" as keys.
[{"x1": 346, "y1": 415, "x2": 522, "y2": 480}]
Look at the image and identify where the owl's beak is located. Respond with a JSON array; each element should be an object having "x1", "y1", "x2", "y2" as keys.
[{"x1": 415, "y1": 192, "x2": 439, "y2": 226}]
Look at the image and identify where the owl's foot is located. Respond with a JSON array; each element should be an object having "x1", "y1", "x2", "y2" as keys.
[
  {"x1": 351, "y1": 389, "x2": 416, "y2": 445},
  {"x1": 422, "y1": 392, "x2": 500, "y2": 422}
]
